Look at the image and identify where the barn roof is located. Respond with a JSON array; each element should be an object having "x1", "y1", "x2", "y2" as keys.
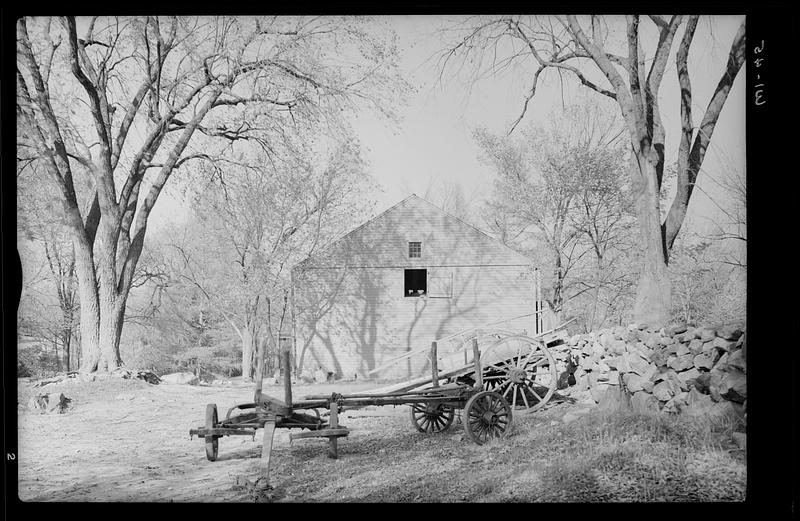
[{"x1": 295, "y1": 194, "x2": 533, "y2": 270}]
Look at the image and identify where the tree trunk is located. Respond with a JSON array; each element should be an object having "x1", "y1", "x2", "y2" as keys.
[
  {"x1": 61, "y1": 304, "x2": 74, "y2": 372},
  {"x1": 241, "y1": 325, "x2": 257, "y2": 382},
  {"x1": 73, "y1": 330, "x2": 80, "y2": 369},
  {"x1": 75, "y1": 239, "x2": 102, "y2": 373},
  {"x1": 53, "y1": 334, "x2": 61, "y2": 372},
  {"x1": 74, "y1": 228, "x2": 127, "y2": 372},
  {"x1": 630, "y1": 154, "x2": 671, "y2": 327},
  {"x1": 64, "y1": 330, "x2": 71, "y2": 372},
  {"x1": 97, "y1": 292, "x2": 125, "y2": 371}
]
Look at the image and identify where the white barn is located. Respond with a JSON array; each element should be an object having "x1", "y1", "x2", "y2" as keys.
[{"x1": 292, "y1": 195, "x2": 542, "y2": 380}]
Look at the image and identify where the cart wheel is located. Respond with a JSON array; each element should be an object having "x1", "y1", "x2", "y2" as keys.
[
  {"x1": 462, "y1": 391, "x2": 512, "y2": 445},
  {"x1": 410, "y1": 403, "x2": 455, "y2": 433},
  {"x1": 205, "y1": 403, "x2": 219, "y2": 462},
  {"x1": 480, "y1": 335, "x2": 558, "y2": 412}
]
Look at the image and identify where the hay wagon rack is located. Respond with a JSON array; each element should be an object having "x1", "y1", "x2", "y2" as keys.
[{"x1": 189, "y1": 318, "x2": 573, "y2": 484}]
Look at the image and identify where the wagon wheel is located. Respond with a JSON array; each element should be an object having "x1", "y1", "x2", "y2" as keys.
[
  {"x1": 205, "y1": 403, "x2": 219, "y2": 462},
  {"x1": 409, "y1": 403, "x2": 455, "y2": 433},
  {"x1": 462, "y1": 391, "x2": 512, "y2": 445},
  {"x1": 480, "y1": 335, "x2": 558, "y2": 412}
]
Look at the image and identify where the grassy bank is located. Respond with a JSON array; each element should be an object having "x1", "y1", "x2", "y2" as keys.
[{"x1": 236, "y1": 399, "x2": 747, "y2": 502}]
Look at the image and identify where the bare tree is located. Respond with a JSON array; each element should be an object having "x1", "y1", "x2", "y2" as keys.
[
  {"x1": 702, "y1": 169, "x2": 746, "y2": 269},
  {"x1": 17, "y1": 162, "x2": 80, "y2": 372},
  {"x1": 17, "y1": 16, "x2": 406, "y2": 372},
  {"x1": 438, "y1": 15, "x2": 745, "y2": 327},
  {"x1": 477, "y1": 103, "x2": 636, "y2": 328},
  {"x1": 418, "y1": 178, "x2": 482, "y2": 223},
  {"x1": 667, "y1": 233, "x2": 736, "y2": 325},
  {"x1": 168, "y1": 140, "x2": 374, "y2": 381}
]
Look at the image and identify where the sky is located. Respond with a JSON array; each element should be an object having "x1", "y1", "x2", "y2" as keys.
[
  {"x1": 149, "y1": 14, "x2": 746, "y2": 243},
  {"x1": 343, "y1": 15, "x2": 746, "y2": 237}
]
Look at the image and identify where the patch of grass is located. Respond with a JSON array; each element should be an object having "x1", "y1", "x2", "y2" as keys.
[
  {"x1": 215, "y1": 399, "x2": 745, "y2": 502},
  {"x1": 509, "y1": 408, "x2": 746, "y2": 502}
]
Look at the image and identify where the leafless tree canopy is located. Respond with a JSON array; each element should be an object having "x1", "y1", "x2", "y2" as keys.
[
  {"x1": 437, "y1": 15, "x2": 745, "y2": 327},
  {"x1": 17, "y1": 15, "x2": 407, "y2": 372}
]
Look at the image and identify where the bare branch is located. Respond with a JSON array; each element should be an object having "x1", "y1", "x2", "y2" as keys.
[
  {"x1": 664, "y1": 18, "x2": 745, "y2": 249},
  {"x1": 508, "y1": 66, "x2": 544, "y2": 134}
]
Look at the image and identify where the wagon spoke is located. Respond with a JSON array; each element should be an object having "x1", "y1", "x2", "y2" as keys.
[
  {"x1": 470, "y1": 420, "x2": 483, "y2": 435},
  {"x1": 525, "y1": 354, "x2": 544, "y2": 370},
  {"x1": 530, "y1": 356, "x2": 550, "y2": 367},
  {"x1": 528, "y1": 385, "x2": 544, "y2": 404},
  {"x1": 521, "y1": 388, "x2": 531, "y2": 409},
  {"x1": 489, "y1": 362, "x2": 509, "y2": 375},
  {"x1": 512, "y1": 386, "x2": 518, "y2": 409},
  {"x1": 496, "y1": 379, "x2": 512, "y2": 391},
  {"x1": 523, "y1": 348, "x2": 540, "y2": 368},
  {"x1": 478, "y1": 422, "x2": 489, "y2": 442}
]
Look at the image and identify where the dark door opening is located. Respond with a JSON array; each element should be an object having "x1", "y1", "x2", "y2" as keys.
[{"x1": 404, "y1": 269, "x2": 427, "y2": 297}]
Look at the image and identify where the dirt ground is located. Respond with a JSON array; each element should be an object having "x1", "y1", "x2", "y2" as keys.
[
  {"x1": 15, "y1": 375, "x2": 746, "y2": 503},
  {"x1": 16, "y1": 377, "x2": 415, "y2": 502}
]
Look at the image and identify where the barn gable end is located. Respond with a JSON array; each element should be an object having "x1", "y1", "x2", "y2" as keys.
[{"x1": 299, "y1": 195, "x2": 532, "y2": 269}]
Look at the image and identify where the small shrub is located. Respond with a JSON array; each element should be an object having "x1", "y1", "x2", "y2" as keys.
[{"x1": 17, "y1": 345, "x2": 59, "y2": 379}]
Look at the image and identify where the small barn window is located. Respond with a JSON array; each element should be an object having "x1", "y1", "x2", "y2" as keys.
[
  {"x1": 404, "y1": 269, "x2": 427, "y2": 297},
  {"x1": 408, "y1": 241, "x2": 421, "y2": 258}
]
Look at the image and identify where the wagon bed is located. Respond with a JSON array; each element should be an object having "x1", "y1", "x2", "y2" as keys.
[{"x1": 189, "y1": 319, "x2": 573, "y2": 486}]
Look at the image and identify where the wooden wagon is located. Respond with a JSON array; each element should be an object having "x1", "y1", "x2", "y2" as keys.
[{"x1": 189, "y1": 320, "x2": 572, "y2": 484}]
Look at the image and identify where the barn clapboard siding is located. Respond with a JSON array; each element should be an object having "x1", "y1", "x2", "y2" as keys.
[{"x1": 292, "y1": 195, "x2": 538, "y2": 380}]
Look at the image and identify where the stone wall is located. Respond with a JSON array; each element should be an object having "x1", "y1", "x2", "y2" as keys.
[{"x1": 549, "y1": 323, "x2": 746, "y2": 419}]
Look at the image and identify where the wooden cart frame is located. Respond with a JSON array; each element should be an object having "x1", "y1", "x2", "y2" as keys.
[{"x1": 189, "y1": 323, "x2": 571, "y2": 484}]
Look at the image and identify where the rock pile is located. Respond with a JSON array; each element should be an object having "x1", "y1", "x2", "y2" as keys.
[{"x1": 550, "y1": 322, "x2": 746, "y2": 418}]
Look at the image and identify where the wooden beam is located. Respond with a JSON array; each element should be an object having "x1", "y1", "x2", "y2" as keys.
[
  {"x1": 289, "y1": 428, "x2": 350, "y2": 440},
  {"x1": 253, "y1": 332, "x2": 268, "y2": 404},
  {"x1": 472, "y1": 338, "x2": 483, "y2": 389},
  {"x1": 281, "y1": 347, "x2": 292, "y2": 409},
  {"x1": 303, "y1": 382, "x2": 466, "y2": 401},
  {"x1": 259, "y1": 420, "x2": 276, "y2": 483},
  {"x1": 328, "y1": 401, "x2": 339, "y2": 459},
  {"x1": 430, "y1": 341, "x2": 439, "y2": 387}
]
